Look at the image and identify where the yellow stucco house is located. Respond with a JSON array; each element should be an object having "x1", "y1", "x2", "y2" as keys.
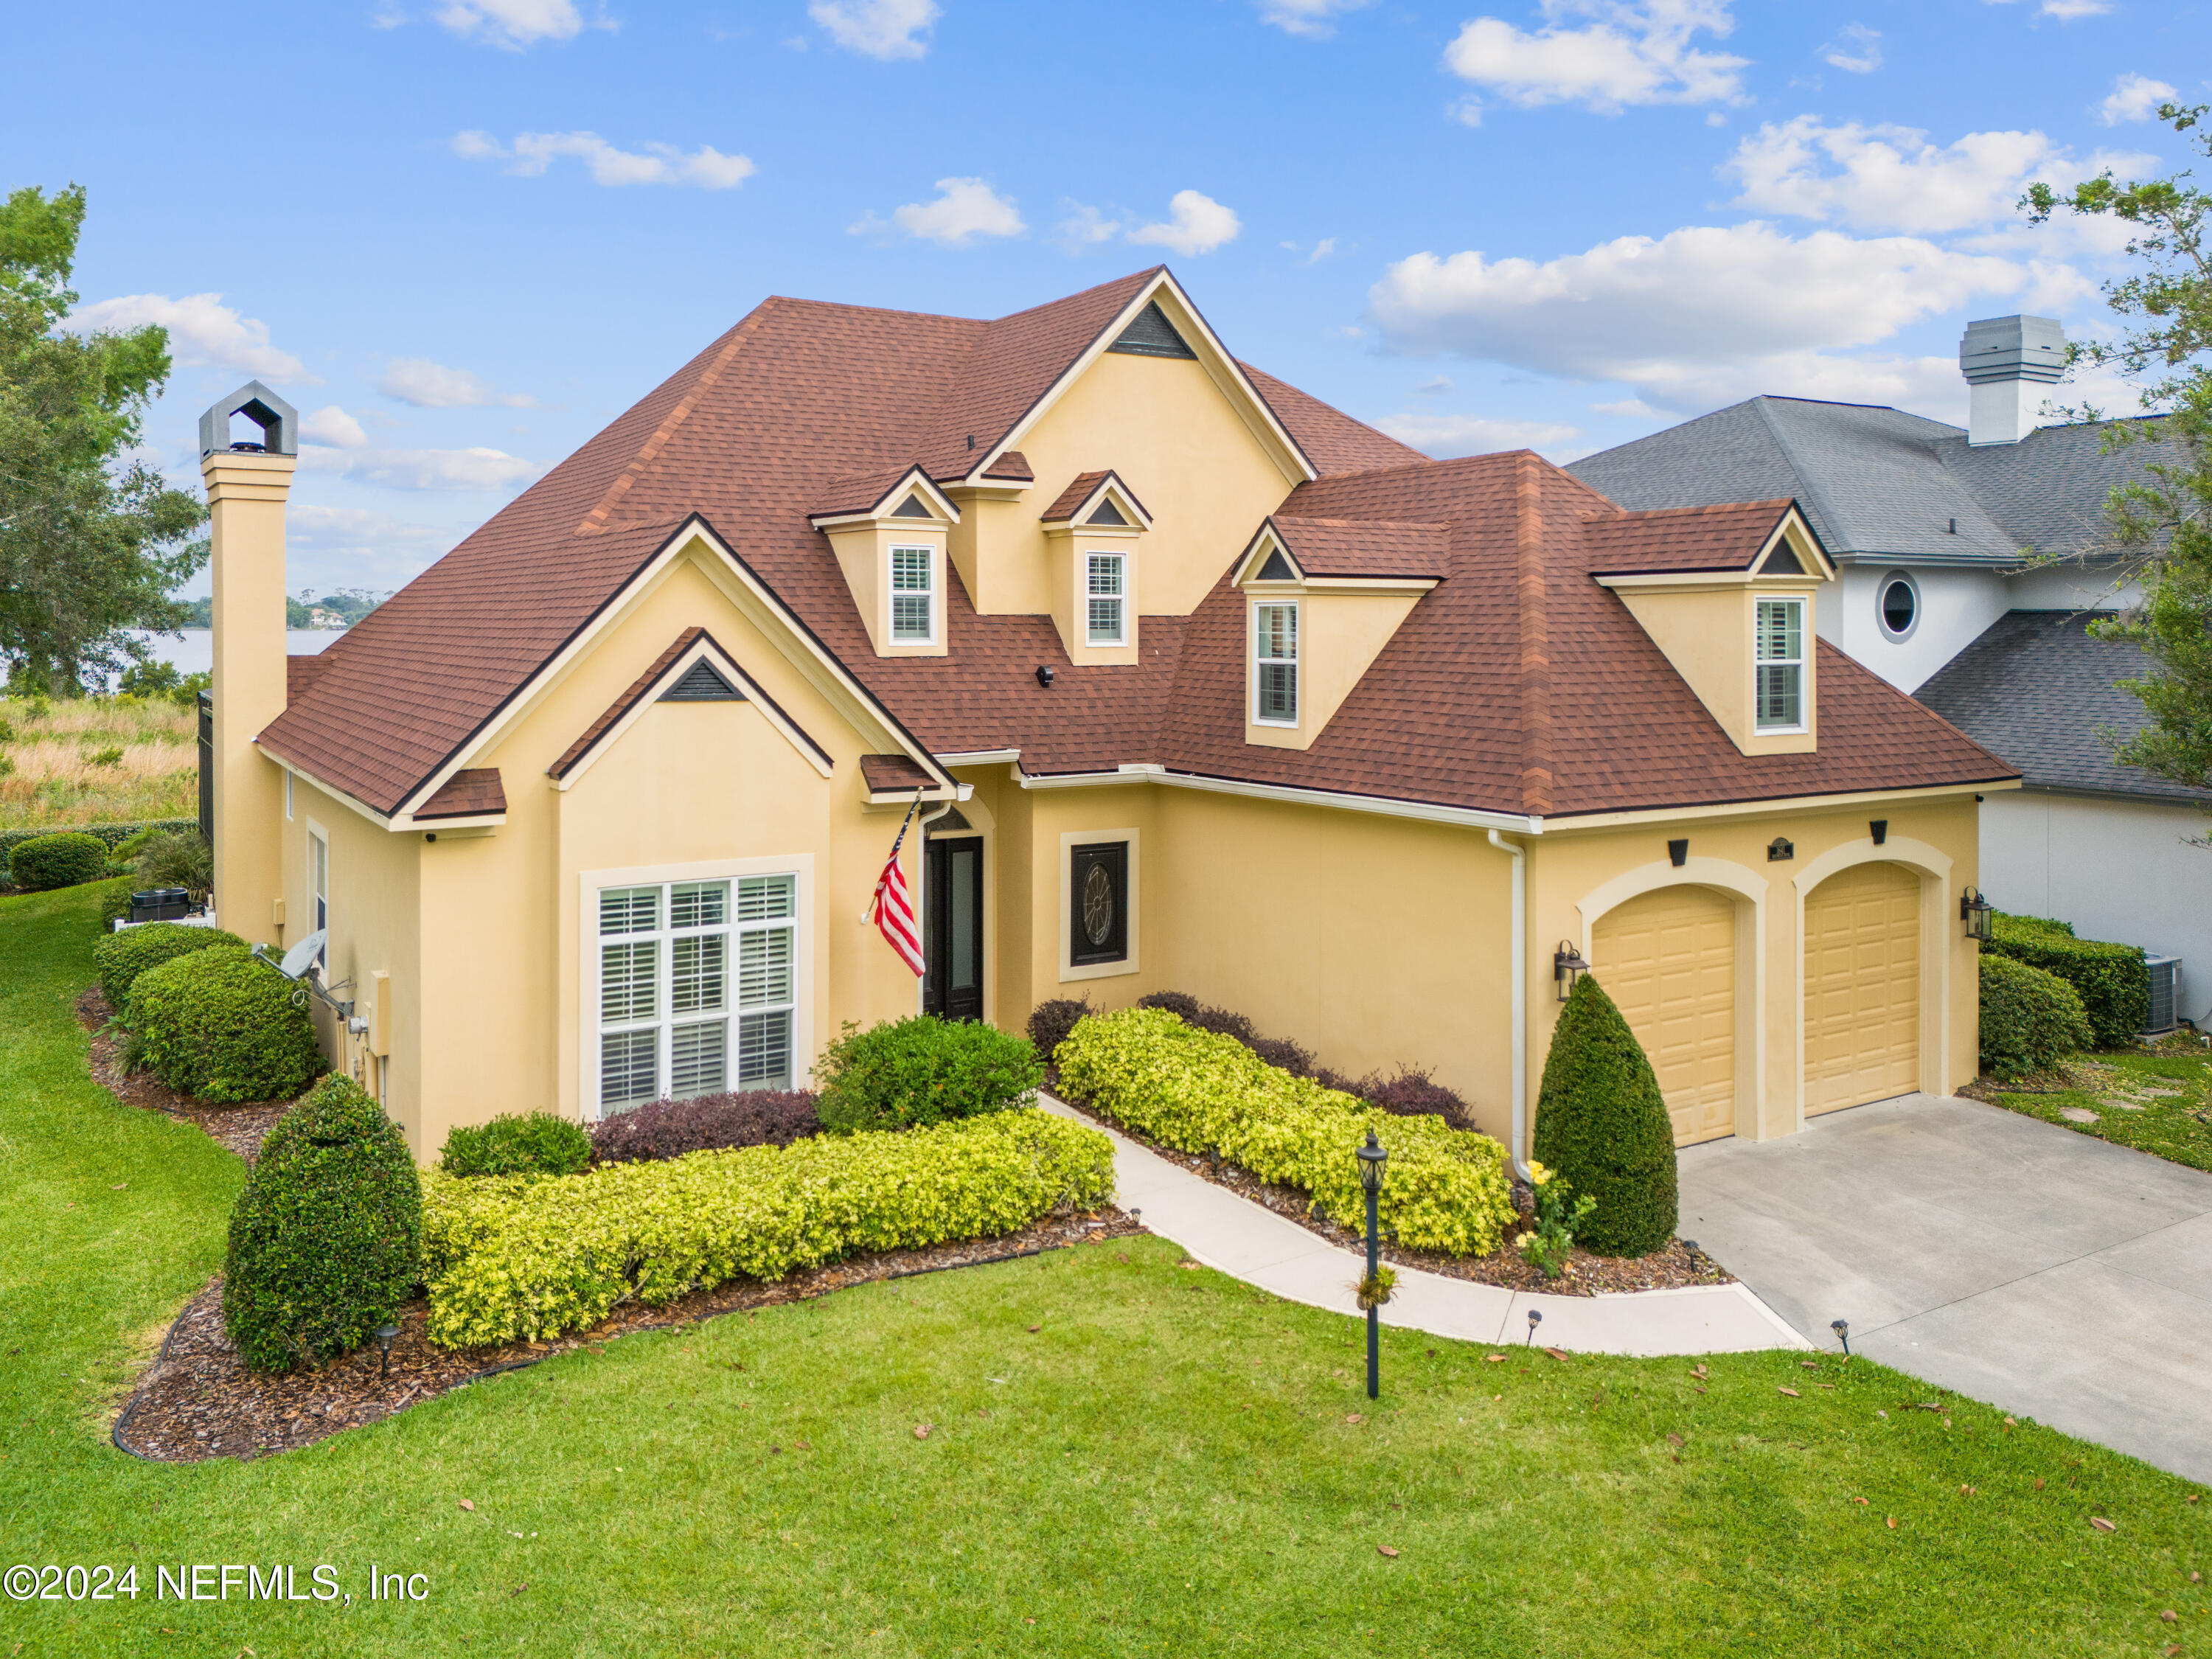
[{"x1": 196, "y1": 268, "x2": 2017, "y2": 1166}]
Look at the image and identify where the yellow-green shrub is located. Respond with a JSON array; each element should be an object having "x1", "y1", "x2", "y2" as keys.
[
  {"x1": 419, "y1": 1107, "x2": 1115, "y2": 1348},
  {"x1": 1054, "y1": 1007, "x2": 1514, "y2": 1256}
]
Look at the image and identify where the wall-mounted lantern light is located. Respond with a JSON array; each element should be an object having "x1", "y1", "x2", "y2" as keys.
[
  {"x1": 1960, "y1": 886, "x2": 1994, "y2": 942},
  {"x1": 1554, "y1": 941, "x2": 1589, "y2": 1001}
]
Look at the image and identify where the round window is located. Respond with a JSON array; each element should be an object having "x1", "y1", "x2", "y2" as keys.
[
  {"x1": 1082, "y1": 863, "x2": 1116, "y2": 947},
  {"x1": 1878, "y1": 573, "x2": 1918, "y2": 639}
]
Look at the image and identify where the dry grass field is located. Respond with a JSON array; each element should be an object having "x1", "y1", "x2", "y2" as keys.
[{"x1": 0, "y1": 695, "x2": 197, "y2": 830}]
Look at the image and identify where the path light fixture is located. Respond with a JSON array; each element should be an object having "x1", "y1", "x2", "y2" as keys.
[
  {"x1": 375, "y1": 1324, "x2": 399, "y2": 1380},
  {"x1": 1553, "y1": 942, "x2": 1589, "y2": 1002},
  {"x1": 1357, "y1": 1132, "x2": 1388, "y2": 1400},
  {"x1": 1960, "y1": 886, "x2": 1994, "y2": 943},
  {"x1": 1526, "y1": 1308, "x2": 1543, "y2": 1346},
  {"x1": 1831, "y1": 1318, "x2": 1851, "y2": 1358}
]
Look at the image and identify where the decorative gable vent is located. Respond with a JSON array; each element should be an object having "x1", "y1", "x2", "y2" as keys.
[
  {"x1": 1086, "y1": 497, "x2": 1129, "y2": 527},
  {"x1": 662, "y1": 659, "x2": 745, "y2": 702},
  {"x1": 891, "y1": 493, "x2": 934, "y2": 519},
  {"x1": 1107, "y1": 301, "x2": 1197, "y2": 361},
  {"x1": 1759, "y1": 541, "x2": 1806, "y2": 575},
  {"x1": 1255, "y1": 548, "x2": 1296, "y2": 582}
]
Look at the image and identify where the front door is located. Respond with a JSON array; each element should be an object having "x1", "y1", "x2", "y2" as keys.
[{"x1": 923, "y1": 836, "x2": 984, "y2": 1022}]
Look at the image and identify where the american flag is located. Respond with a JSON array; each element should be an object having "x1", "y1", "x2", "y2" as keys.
[{"x1": 868, "y1": 793, "x2": 926, "y2": 976}]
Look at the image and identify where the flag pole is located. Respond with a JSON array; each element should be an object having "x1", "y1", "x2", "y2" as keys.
[{"x1": 859, "y1": 786, "x2": 925, "y2": 925}]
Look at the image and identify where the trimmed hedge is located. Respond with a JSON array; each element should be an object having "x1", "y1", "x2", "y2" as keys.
[
  {"x1": 1984, "y1": 913, "x2": 2148, "y2": 1048},
  {"x1": 1531, "y1": 975, "x2": 1678, "y2": 1259},
  {"x1": 815, "y1": 1015, "x2": 1043, "y2": 1133},
  {"x1": 440, "y1": 1112, "x2": 594, "y2": 1178},
  {"x1": 9, "y1": 831, "x2": 110, "y2": 891},
  {"x1": 419, "y1": 1107, "x2": 1116, "y2": 1347},
  {"x1": 1980, "y1": 953, "x2": 2095, "y2": 1079},
  {"x1": 0, "y1": 818, "x2": 195, "y2": 884},
  {"x1": 1054, "y1": 1007, "x2": 1514, "y2": 1256},
  {"x1": 126, "y1": 947, "x2": 327, "y2": 1103},
  {"x1": 222, "y1": 1076, "x2": 424, "y2": 1374},
  {"x1": 91, "y1": 920, "x2": 244, "y2": 1008},
  {"x1": 591, "y1": 1091, "x2": 821, "y2": 1166}
]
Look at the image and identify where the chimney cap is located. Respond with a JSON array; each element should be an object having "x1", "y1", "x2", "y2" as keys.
[
  {"x1": 1959, "y1": 315, "x2": 2067, "y2": 386},
  {"x1": 199, "y1": 380, "x2": 299, "y2": 458}
]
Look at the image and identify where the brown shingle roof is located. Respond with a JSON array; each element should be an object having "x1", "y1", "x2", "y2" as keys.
[
  {"x1": 1581, "y1": 498, "x2": 1801, "y2": 574},
  {"x1": 1267, "y1": 517, "x2": 1450, "y2": 580},
  {"x1": 287, "y1": 653, "x2": 333, "y2": 703},
  {"x1": 859, "y1": 753, "x2": 938, "y2": 793},
  {"x1": 549, "y1": 628, "x2": 703, "y2": 782},
  {"x1": 417, "y1": 768, "x2": 506, "y2": 819}
]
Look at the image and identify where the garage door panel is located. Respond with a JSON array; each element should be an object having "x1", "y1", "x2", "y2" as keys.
[
  {"x1": 1592, "y1": 885, "x2": 1736, "y2": 1147},
  {"x1": 1804, "y1": 861, "x2": 1919, "y2": 1116}
]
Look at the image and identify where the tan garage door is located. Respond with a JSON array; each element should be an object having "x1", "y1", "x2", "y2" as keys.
[
  {"x1": 1591, "y1": 885, "x2": 1736, "y2": 1147},
  {"x1": 1804, "y1": 860, "x2": 1920, "y2": 1116}
]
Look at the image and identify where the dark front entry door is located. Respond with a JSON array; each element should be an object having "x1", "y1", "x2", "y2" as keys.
[{"x1": 924, "y1": 836, "x2": 984, "y2": 1021}]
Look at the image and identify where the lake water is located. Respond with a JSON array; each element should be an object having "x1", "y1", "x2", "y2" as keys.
[{"x1": 127, "y1": 629, "x2": 342, "y2": 678}]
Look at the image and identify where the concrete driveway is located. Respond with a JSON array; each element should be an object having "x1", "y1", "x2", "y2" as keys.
[{"x1": 1679, "y1": 1092, "x2": 2212, "y2": 1484}]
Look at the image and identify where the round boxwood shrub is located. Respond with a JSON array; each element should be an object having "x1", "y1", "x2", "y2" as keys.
[
  {"x1": 1980, "y1": 952, "x2": 2094, "y2": 1080},
  {"x1": 91, "y1": 921, "x2": 245, "y2": 1009},
  {"x1": 126, "y1": 946, "x2": 327, "y2": 1103},
  {"x1": 10, "y1": 830, "x2": 109, "y2": 891},
  {"x1": 1531, "y1": 974, "x2": 1678, "y2": 1258},
  {"x1": 815, "y1": 1015, "x2": 1044, "y2": 1134},
  {"x1": 439, "y1": 1110, "x2": 594, "y2": 1178},
  {"x1": 223, "y1": 1074, "x2": 422, "y2": 1374}
]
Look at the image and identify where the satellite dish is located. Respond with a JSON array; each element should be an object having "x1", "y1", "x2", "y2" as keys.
[{"x1": 280, "y1": 929, "x2": 327, "y2": 979}]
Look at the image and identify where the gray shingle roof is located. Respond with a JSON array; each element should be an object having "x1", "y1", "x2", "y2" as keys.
[
  {"x1": 1568, "y1": 397, "x2": 2160, "y2": 568},
  {"x1": 1913, "y1": 610, "x2": 2205, "y2": 802}
]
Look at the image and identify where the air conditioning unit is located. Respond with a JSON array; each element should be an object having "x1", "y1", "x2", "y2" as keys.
[{"x1": 2143, "y1": 955, "x2": 2180, "y2": 1037}]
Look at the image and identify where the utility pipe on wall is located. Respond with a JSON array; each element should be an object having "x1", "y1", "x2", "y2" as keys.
[{"x1": 1487, "y1": 829, "x2": 1532, "y2": 1181}]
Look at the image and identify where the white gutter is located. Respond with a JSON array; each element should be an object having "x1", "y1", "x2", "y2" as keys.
[
  {"x1": 1488, "y1": 829, "x2": 1532, "y2": 1181},
  {"x1": 1018, "y1": 762, "x2": 1541, "y2": 835}
]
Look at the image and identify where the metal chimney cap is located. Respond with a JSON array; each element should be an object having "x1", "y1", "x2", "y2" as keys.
[
  {"x1": 1959, "y1": 315, "x2": 2067, "y2": 386},
  {"x1": 199, "y1": 380, "x2": 299, "y2": 457}
]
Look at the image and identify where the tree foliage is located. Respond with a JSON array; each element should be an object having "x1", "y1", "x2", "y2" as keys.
[
  {"x1": 2024, "y1": 106, "x2": 2212, "y2": 801},
  {"x1": 0, "y1": 184, "x2": 206, "y2": 695}
]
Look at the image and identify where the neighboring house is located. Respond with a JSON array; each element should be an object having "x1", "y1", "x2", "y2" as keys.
[
  {"x1": 196, "y1": 268, "x2": 2010, "y2": 1167},
  {"x1": 1570, "y1": 316, "x2": 2211, "y2": 1024}
]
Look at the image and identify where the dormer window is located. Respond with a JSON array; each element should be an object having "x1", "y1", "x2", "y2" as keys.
[
  {"x1": 1086, "y1": 554, "x2": 1125, "y2": 645},
  {"x1": 1253, "y1": 601, "x2": 1298, "y2": 725},
  {"x1": 1755, "y1": 597, "x2": 1804, "y2": 731},
  {"x1": 891, "y1": 545, "x2": 936, "y2": 643}
]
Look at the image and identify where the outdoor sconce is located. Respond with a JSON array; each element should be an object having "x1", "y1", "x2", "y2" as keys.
[
  {"x1": 375, "y1": 1323, "x2": 399, "y2": 1380},
  {"x1": 1356, "y1": 1132, "x2": 1389, "y2": 1401},
  {"x1": 1554, "y1": 942, "x2": 1589, "y2": 1001},
  {"x1": 1960, "y1": 886, "x2": 1994, "y2": 942}
]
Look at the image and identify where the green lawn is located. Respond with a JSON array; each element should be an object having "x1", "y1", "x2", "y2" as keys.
[
  {"x1": 3, "y1": 883, "x2": 2208, "y2": 1657},
  {"x1": 1988, "y1": 1045, "x2": 2212, "y2": 1173}
]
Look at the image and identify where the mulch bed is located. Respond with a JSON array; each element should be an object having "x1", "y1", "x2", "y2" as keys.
[
  {"x1": 77, "y1": 987, "x2": 297, "y2": 1162},
  {"x1": 1050, "y1": 1091, "x2": 1731, "y2": 1298}
]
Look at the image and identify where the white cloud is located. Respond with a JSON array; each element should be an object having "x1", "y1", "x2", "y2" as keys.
[
  {"x1": 2101, "y1": 73, "x2": 2177, "y2": 125},
  {"x1": 861, "y1": 178, "x2": 1026, "y2": 247},
  {"x1": 1442, "y1": 0, "x2": 1750, "y2": 114},
  {"x1": 1128, "y1": 190, "x2": 1242, "y2": 257},
  {"x1": 1450, "y1": 97, "x2": 1485, "y2": 127},
  {"x1": 1983, "y1": 0, "x2": 2111, "y2": 18},
  {"x1": 1374, "y1": 413, "x2": 1582, "y2": 458},
  {"x1": 1056, "y1": 202, "x2": 1124, "y2": 252},
  {"x1": 1593, "y1": 397, "x2": 1656, "y2": 416},
  {"x1": 375, "y1": 358, "x2": 539, "y2": 409},
  {"x1": 300, "y1": 406, "x2": 368, "y2": 448},
  {"x1": 451, "y1": 130, "x2": 755, "y2": 189},
  {"x1": 1722, "y1": 117, "x2": 2082, "y2": 234},
  {"x1": 1819, "y1": 22, "x2": 1881, "y2": 74},
  {"x1": 299, "y1": 445, "x2": 540, "y2": 492},
  {"x1": 1257, "y1": 0, "x2": 1372, "y2": 38},
  {"x1": 810, "y1": 0, "x2": 938, "y2": 59},
  {"x1": 433, "y1": 0, "x2": 589, "y2": 49},
  {"x1": 1418, "y1": 375, "x2": 1454, "y2": 395},
  {"x1": 68, "y1": 293, "x2": 310, "y2": 383}
]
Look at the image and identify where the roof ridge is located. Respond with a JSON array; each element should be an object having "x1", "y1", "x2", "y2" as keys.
[
  {"x1": 1747, "y1": 398, "x2": 1845, "y2": 552},
  {"x1": 1515, "y1": 452, "x2": 1554, "y2": 815},
  {"x1": 991, "y1": 265, "x2": 1165, "y2": 326}
]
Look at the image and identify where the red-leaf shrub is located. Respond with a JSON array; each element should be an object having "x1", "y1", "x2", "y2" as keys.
[
  {"x1": 591, "y1": 1091, "x2": 820, "y2": 1166},
  {"x1": 1027, "y1": 996, "x2": 1095, "y2": 1063}
]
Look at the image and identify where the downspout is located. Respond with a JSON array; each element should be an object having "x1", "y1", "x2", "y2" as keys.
[
  {"x1": 1488, "y1": 829, "x2": 1531, "y2": 1181},
  {"x1": 914, "y1": 796, "x2": 956, "y2": 1016}
]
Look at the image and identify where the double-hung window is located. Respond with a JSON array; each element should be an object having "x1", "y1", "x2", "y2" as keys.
[
  {"x1": 597, "y1": 874, "x2": 798, "y2": 1114},
  {"x1": 307, "y1": 829, "x2": 328, "y2": 967},
  {"x1": 1253, "y1": 602, "x2": 1298, "y2": 725},
  {"x1": 890, "y1": 545, "x2": 935, "y2": 644},
  {"x1": 1755, "y1": 597, "x2": 1805, "y2": 731},
  {"x1": 1085, "y1": 553, "x2": 1125, "y2": 646}
]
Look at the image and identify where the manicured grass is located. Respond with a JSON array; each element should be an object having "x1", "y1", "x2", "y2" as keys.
[
  {"x1": 3, "y1": 882, "x2": 2209, "y2": 1657},
  {"x1": 1989, "y1": 1045, "x2": 2212, "y2": 1173}
]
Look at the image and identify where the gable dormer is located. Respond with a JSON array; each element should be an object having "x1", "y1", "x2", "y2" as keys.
[
  {"x1": 1592, "y1": 502, "x2": 1835, "y2": 757},
  {"x1": 1231, "y1": 516, "x2": 1444, "y2": 751},
  {"x1": 808, "y1": 465, "x2": 961, "y2": 658},
  {"x1": 1040, "y1": 470, "x2": 1151, "y2": 665}
]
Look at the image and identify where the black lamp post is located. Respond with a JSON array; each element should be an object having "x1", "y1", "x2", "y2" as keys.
[{"x1": 1357, "y1": 1131, "x2": 1388, "y2": 1401}]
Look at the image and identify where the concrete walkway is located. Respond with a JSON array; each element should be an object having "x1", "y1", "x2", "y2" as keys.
[
  {"x1": 1042, "y1": 1096, "x2": 1804, "y2": 1357},
  {"x1": 1680, "y1": 1092, "x2": 2212, "y2": 1484}
]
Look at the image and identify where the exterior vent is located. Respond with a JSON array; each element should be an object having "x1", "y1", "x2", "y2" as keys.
[
  {"x1": 1256, "y1": 548, "x2": 1295, "y2": 582},
  {"x1": 891, "y1": 493, "x2": 933, "y2": 519},
  {"x1": 662, "y1": 659, "x2": 745, "y2": 702},
  {"x1": 2144, "y1": 955, "x2": 2180, "y2": 1036},
  {"x1": 1107, "y1": 302, "x2": 1197, "y2": 360},
  {"x1": 1086, "y1": 497, "x2": 1129, "y2": 527}
]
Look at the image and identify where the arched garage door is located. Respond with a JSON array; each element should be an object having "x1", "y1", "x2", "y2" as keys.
[
  {"x1": 1804, "y1": 860, "x2": 1921, "y2": 1116},
  {"x1": 1590, "y1": 885, "x2": 1736, "y2": 1147}
]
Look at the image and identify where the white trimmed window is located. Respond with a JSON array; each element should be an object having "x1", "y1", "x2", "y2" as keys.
[
  {"x1": 1755, "y1": 597, "x2": 1806, "y2": 731},
  {"x1": 1086, "y1": 553, "x2": 1126, "y2": 645},
  {"x1": 1253, "y1": 602, "x2": 1298, "y2": 725},
  {"x1": 596, "y1": 873, "x2": 798, "y2": 1113},
  {"x1": 890, "y1": 545, "x2": 935, "y2": 643},
  {"x1": 307, "y1": 829, "x2": 329, "y2": 968}
]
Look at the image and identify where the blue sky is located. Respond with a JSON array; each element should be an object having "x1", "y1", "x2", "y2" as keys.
[{"x1": 4, "y1": 0, "x2": 2197, "y2": 597}]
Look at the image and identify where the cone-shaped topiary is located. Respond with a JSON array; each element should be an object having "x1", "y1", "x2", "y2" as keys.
[
  {"x1": 1531, "y1": 974, "x2": 1678, "y2": 1257},
  {"x1": 223, "y1": 1075, "x2": 423, "y2": 1374}
]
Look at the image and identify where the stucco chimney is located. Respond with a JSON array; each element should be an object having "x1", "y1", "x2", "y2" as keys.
[
  {"x1": 1959, "y1": 315, "x2": 2066, "y2": 446},
  {"x1": 198, "y1": 382, "x2": 298, "y2": 948}
]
